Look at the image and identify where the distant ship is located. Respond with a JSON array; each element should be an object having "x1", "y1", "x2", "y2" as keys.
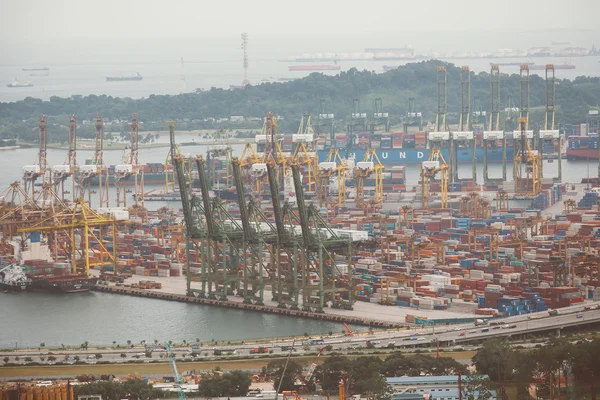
[
  {"x1": 29, "y1": 274, "x2": 98, "y2": 293},
  {"x1": 7, "y1": 79, "x2": 33, "y2": 88},
  {"x1": 106, "y1": 72, "x2": 143, "y2": 81},
  {"x1": 529, "y1": 63, "x2": 576, "y2": 70},
  {"x1": 490, "y1": 62, "x2": 535, "y2": 67},
  {"x1": 288, "y1": 65, "x2": 340, "y2": 71},
  {"x1": 30, "y1": 73, "x2": 49, "y2": 77},
  {"x1": 22, "y1": 67, "x2": 49, "y2": 71}
]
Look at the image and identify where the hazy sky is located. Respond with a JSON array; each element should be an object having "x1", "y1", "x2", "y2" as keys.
[{"x1": 2, "y1": 0, "x2": 599, "y2": 40}]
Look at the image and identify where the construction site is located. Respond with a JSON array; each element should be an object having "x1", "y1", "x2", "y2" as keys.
[{"x1": 0, "y1": 63, "x2": 599, "y2": 327}]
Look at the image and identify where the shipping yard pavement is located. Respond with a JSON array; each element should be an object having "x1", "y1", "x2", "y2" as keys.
[{"x1": 90, "y1": 271, "x2": 472, "y2": 323}]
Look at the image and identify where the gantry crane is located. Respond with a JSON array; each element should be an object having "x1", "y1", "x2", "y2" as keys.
[
  {"x1": 115, "y1": 114, "x2": 146, "y2": 220},
  {"x1": 403, "y1": 97, "x2": 422, "y2": 133},
  {"x1": 51, "y1": 115, "x2": 78, "y2": 203},
  {"x1": 354, "y1": 149, "x2": 384, "y2": 209},
  {"x1": 17, "y1": 199, "x2": 118, "y2": 275},
  {"x1": 483, "y1": 65, "x2": 507, "y2": 184},
  {"x1": 346, "y1": 98, "x2": 367, "y2": 156},
  {"x1": 77, "y1": 115, "x2": 109, "y2": 206},
  {"x1": 451, "y1": 66, "x2": 476, "y2": 182},
  {"x1": 538, "y1": 64, "x2": 562, "y2": 182},
  {"x1": 369, "y1": 98, "x2": 390, "y2": 134},
  {"x1": 291, "y1": 163, "x2": 355, "y2": 312},
  {"x1": 240, "y1": 141, "x2": 266, "y2": 204},
  {"x1": 165, "y1": 122, "x2": 194, "y2": 194},
  {"x1": 420, "y1": 148, "x2": 449, "y2": 209},
  {"x1": 435, "y1": 66, "x2": 447, "y2": 133},
  {"x1": 232, "y1": 157, "x2": 279, "y2": 305},
  {"x1": 513, "y1": 65, "x2": 535, "y2": 185},
  {"x1": 22, "y1": 115, "x2": 48, "y2": 200},
  {"x1": 267, "y1": 160, "x2": 301, "y2": 309},
  {"x1": 514, "y1": 117, "x2": 541, "y2": 196},
  {"x1": 165, "y1": 342, "x2": 186, "y2": 400},
  {"x1": 317, "y1": 148, "x2": 347, "y2": 209},
  {"x1": 316, "y1": 99, "x2": 335, "y2": 143},
  {"x1": 292, "y1": 114, "x2": 318, "y2": 192},
  {"x1": 206, "y1": 129, "x2": 233, "y2": 189}
]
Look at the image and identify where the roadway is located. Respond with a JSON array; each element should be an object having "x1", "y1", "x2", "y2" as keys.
[{"x1": 2, "y1": 302, "x2": 598, "y2": 366}]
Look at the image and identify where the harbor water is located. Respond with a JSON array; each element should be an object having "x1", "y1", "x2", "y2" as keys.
[{"x1": 0, "y1": 291, "x2": 349, "y2": 348}]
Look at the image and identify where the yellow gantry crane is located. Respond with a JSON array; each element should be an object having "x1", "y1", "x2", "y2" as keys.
[
  {"x1": 317, "y1": 148, "x2": 348, "y2": 208},
  {"x1": 514, "y1": 117, "x2": 541, "y2": 196},
  {"x1": 420, "y1": 147, "x2": 449, "y2": 209},
  {"x1": 292, "y1": 114, "x2": 318, "y2": 192},
  {"x1": 354, "y1": 149, "x2": 384, "y2": 209}
]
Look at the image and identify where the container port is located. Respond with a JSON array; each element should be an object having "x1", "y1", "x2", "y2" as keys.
[{"x1": 1, "y1": 63, "x2": 600, "y2": 334}]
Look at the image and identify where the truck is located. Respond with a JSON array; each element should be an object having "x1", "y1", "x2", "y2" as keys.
[
  {"x1": 474, "y1": 319, "x2": 488, "y2": 326},
  {"x1": 250, "y1": 347, "x2": 268, "y2": 354},
  {"x1": 308, "y1": 339, "x2": 324, "y2": 345},
  {"x1": 548, "y1": 309, "x2": 560, "y2": 316}
]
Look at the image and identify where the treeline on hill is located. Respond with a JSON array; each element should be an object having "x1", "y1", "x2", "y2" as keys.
[{"x1": 1, "y1": 60, "x2": 599, "y2": 143}]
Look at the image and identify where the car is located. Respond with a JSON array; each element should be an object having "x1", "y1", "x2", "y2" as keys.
[
  {"x1": 501, "y1": 325, "x2": 510, "y2": 329},
  {"x1": 481, "y1": 328, "x2": 490, "y2": 333},
  {"x1": 458, "y1": 332, "x2": 466, "y2": 337},
  {"x1": 36, "y1": 382, "x2": 53, "y2": 387},
  {"x1": 403, "y1": 337, "x2": 414, "y2": 341},
  {"x1": 416, "y1": 337, "x2": 426, "y2": 341},
  {"x1": 528, "y1": 315, "x2": 539, "y2": 320},
  {"x1": 388, "y1": 340, "x2": 396, "y2": 344},
  {"x1": 509, "y1": 325, "x2": 517, "y2": 329},
  {"x1": 469, "y1": 330, "x2": 477, "y2": 334},
  {"x1": 492, "y1": 326, "x2": 501, "y2": 330},
  {"x1": 576, "y1": 313, "x2": 583, "y2": 319},
  {"x1": 454, "y1": 327, "x2": 461, "y2": 331}
]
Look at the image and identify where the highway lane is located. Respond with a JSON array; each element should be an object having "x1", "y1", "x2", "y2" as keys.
[{"x1": 2, "y1": 302, "x2": 598, "y2": 366}]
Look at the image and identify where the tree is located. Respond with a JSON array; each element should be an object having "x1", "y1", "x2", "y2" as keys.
[
  {"x1": 120, "y1": 353, "x2": 127, "y2": 359},
  {"x1": 461, "y1": 373, "x2": 495, "y2": 400},
  {"x1": 24, "y1": 357, "x2": 32, "y2": 362},
  {"x1": 40, "y1": 342, "x2": 45, "y2": 348},
  {"x1": 267, "y1": 359, "x2": 302, "y2": 391},
  {"x1": 315, "y1": 355, "x2": 353, "y2": 391},
  {"x1": 95, "y1": 353, "x2": 103, "y2": 359},
  {"x1": 3, "y1": 357, "x2": 9, "y2": 364},
  {"x1": 47, "y1": 356, "x2": 56, "y2": 363},
  {"x1": 74, "y1": 356, "x2": 80, "y2": 362},
  {"x1": 198, "y1": 370, "x2": 252, "y2": 397},
  {"x1": 39, "y1": 356, "x2": 45, "y2": 362},
  {"x1": 74, "y1": 379, "x2": 168, "y2": 400},
  {"x1": 472, "y1": 338, "x2": 514, "y2": 384},
  {"x1": 127, "y1": 340, "x2": 131, "y2": 346},
  {"x1": 571, "y1": 338, "x2": 600, "y2": 400},
  {"x1": 112, "y1": 341, "x2": 117, "y2": 347},
  {"x1": 349, "y1": 357, "x2": 389, "y2": 399}
]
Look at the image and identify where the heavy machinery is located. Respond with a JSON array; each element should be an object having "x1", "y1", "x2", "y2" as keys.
[
  {"x1": 52, "y1": 115, "x2": 78, "y2": 203},
  {"x1": 346, "y1": 98, "x2": 367, "y2": 156},
  {"x1": 22, "y1": 115, "x2": 48, "y2": 200},
  {"x1": 538, "y1": 64, "x2": 562, "y2": 182},
  {"x1": 317, "y1": 148, "x2": 347, "y2": 209},
  {"x1": 17, "y1": 199, "x2": 118, "y2": 275},
  {"x1": 368, "y1": 97, "x2": 390, "y2": 134},
  {"x1": 291, "y1": 163, "x2": 355, "y2": 312},
  {"x1": 77, "y1": 115, "x2": 109, "y2": 206},
  {"x1": 115, "y1": 114, "x2": 145, "y2": 210},
  {"x1": 451, "y1": 66, "x2": 476, "y2": 182},
  {"x1": 206, "y1": 129, "x2": 233, "y2": 189},
  {"x1": 354, "y1": 149, "x2": 384, "y2": 209},
  {"x1": 239, "y1": 141, "x2": 266, "y2": 204},
  {"x1": 420, "y1": 148, "x2": 449, "y2": 209},
  {"x1": 165, "y1": 342, "x2": 185, "y2": 400},
  {"x1": 165, "y1": 122, "x2": 194, "y2": 194},
  {"x1": 292, "y1": 114, "x2": 318, "y2": 192},
  {"x1": 315, "y1": 99, "x2": 335, "y2": 140},
  {"x1": 514, "y1": 117, "x2": 541, "y2": 196},
  {"x1": 403, "y1": 97, "x2": 422, "y2": 133}
]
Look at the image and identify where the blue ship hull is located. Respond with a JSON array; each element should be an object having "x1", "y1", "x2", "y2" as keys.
[{"x1": 318, "y1": 147, "x2": 515, "y2": 164}]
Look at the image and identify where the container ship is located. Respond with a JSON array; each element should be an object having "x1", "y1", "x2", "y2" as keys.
[
  {"x1": 313, "y1": 131, "x2": 527, "y2": 165},
  {"x1": 566, "y1": 135, "x2": 599, "y2": 160},
  {"x1": 0, "y1": 264, "x2": 32, "y2": 292},
  {"x1": 7, "y1": 79, "x2": 33, "y2": 88},
  {"x1": 29, "y1": 274, "x2": 98, "y2": 293},
  {"x1": 529, "y1": 63, "x2": 575, "y2": 70},
  {"x1": 288, "y1": 65, "x2": 340, "y2": 71},
  {"x1": 22, "y1": 67, "x2": 49, "y2": 71},
  {"x1": 106, "y1": 73, "x2": 143, "y2": 81}
]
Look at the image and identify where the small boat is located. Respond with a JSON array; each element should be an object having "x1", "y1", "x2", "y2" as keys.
[{"x1": 7, "y1": 78, "x2": 33, "y2": 88}]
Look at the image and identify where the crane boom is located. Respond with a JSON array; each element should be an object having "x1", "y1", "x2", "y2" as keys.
[{"x1": 165, "y1": 342, "x2": 186, "y2": 400}]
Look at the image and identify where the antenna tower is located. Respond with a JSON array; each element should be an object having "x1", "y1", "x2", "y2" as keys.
[{"x1": 241, "y1": 32, "x2": 249, "y2": 86}]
